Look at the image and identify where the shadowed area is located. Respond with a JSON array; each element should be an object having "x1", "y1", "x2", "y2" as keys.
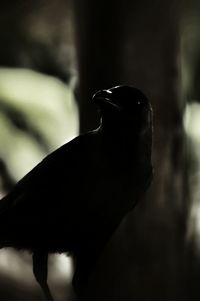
[{"x1": 1, "y1": 1, "x2": 200, "y2": 301}]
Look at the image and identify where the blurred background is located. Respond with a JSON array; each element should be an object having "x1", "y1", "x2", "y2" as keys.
[{"x1": 0, "y1": 0, "x2": 200, "y2": 300}]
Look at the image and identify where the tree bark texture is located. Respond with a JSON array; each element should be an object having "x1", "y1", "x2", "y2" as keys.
[{"x1": 71, "y1": 1, "x2": 190, "y2": 300}]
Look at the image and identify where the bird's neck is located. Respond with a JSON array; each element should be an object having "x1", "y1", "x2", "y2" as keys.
[
  {"x1": 99, "y1": 124, "x2": 121, "y2": 145},
  {"x1": 99, "y1": 117, "x2": 122, "y2": 141},
  {"x1": 98, "y1": 121, "x2": 137, "y2": 160}
]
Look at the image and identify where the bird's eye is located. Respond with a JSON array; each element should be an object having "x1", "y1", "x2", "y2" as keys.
[{"x1": 137, "y1": 100, "x2": 141, "y2": 105}]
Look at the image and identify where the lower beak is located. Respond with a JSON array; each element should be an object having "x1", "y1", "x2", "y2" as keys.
[{"x1": 95, "y1": 96, "x2": 121, "y2": 110}]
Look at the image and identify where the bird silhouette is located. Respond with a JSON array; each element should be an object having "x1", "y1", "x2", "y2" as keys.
[{"x1": 0, "y1": 85, "x2": 153, "y2": 301}]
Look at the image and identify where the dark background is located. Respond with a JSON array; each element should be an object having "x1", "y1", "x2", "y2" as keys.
[{"x1": 0, "y1": 0, "x2": 200, "y2": 300}]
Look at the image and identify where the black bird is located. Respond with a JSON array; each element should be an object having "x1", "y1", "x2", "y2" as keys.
[{"x1": 0, "y1": 85, "x2": 153, "y2": 300}]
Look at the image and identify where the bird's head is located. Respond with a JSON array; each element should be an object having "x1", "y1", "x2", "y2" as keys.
[
  {"x1": 93, "y1": 85, "x2": 153, "y2": 189},
  {"x1": 93, "y1": 85, "x2": 152, "y2": 135}
]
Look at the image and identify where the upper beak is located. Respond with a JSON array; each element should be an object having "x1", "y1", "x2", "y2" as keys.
[{"x1": 93, "y1": 89, "x2": 121, "y2": 110}]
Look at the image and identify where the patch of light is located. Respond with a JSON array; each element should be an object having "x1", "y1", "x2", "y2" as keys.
[
  {"x1": 0, "y1": 111, "x2": 45, "y2": 180},
  {"x1": 0, "y1": 249, "x2": 74, "y2": 299},
  {"x1": 48, "y1": 254, "x2": 74, "y2": 301},
  {"x1": 184, "y1": 102, "x2": 200, "y2": 139},
  {"x1": 0, "y1": 67, "x2": 79, "y2": 180},
  {"x1": 184, "y1": 102, "x2": 200, "y2": 250},
  {"x1": 0, "y1": 249, "x2": 33, "y2": 286},
  {"x1": 0, "y1": 68, "x2": 79, "y2": 144},
  {"x1": 0, "y1": 68, "x2": 73, "y2": 109},
  {"x1": 187, "y1": 184, "x2": 200, "y2": 251},
  {"x1": 49, "y1": 254, "x2": 73, "y2": 283}
]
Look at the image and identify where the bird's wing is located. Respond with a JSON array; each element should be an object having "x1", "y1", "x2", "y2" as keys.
[{"x1": 0, "y1": 131, "x2": 97, "y2": 215}]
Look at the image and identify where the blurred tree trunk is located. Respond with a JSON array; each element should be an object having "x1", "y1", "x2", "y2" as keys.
[
  {"x1": 72, "y1": 0, "x2": 189, "y2": 300},
  {"x1": 72, "y1": 0, "x2": 125, "y2": 132}
]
